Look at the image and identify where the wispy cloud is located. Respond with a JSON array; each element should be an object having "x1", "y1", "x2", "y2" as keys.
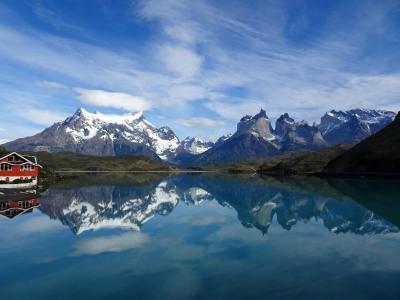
[
  {"x1": 0, "y1": 0, "x2": 399, "y2": 139},
  {"x1": 19, "y1": 108, "x2": 70, "y2": 126},
  {"x1": 158, "y1": 44, "x2": 203, "y2": 78},
  {"x1": 175, "y1": 117, "x2": 225, "y2": 128},
  {"x1": 37, "y1": 80, "x2": 68, "y2": 89}
]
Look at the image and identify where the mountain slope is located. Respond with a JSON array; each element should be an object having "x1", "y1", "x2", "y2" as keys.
[
  {"x1": 323, "y1": 112, "x2": 400, "y2": 174},
  {"x1": 196, "y1": 132, "x2": 280, "y2": 165}
]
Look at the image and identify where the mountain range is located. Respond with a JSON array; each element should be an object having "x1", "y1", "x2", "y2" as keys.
[{"x1": 3, "y1": 107, "x2": 396, "y2": 165}]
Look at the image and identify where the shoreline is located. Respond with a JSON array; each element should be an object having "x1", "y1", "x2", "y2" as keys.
[
  {"x1": 54, "y1": 170, "x2": 218, "y2": 173},
  {"x1": 314, "y1": 171, "x2": 400, "y2": 179}
]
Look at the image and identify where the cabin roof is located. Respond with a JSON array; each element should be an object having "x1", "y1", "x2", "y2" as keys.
[{"x1": 0, "y1": 152, "x2": 41, "y2": 167}]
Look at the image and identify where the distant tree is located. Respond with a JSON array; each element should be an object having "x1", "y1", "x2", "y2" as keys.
[{"x1": 0, "y1": 146, "x2": 7, "y2": 156}]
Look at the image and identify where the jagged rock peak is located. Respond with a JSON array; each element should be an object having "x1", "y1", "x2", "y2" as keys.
[
  {"x1": 240, "y1": 115, "x2": 252, "y2": 122},
  {"x1": 275, "y1": 113, "x2": 296, "y2": 137},
  {"x1": 239, "y1": 109, "x2": 269, "y2": 122},
  {"x1": 277, "y1": 113, "x2": 295, "y2": 123},
  {"x1": 236, "y1": 108, "x2": 275, "y2": 140},
  {"x1": 253, "y1": 108, "x2": 268, "y2": 119}
]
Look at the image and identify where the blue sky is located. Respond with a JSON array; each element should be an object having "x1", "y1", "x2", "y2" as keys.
[{"x1": 0, "y1": 0, "x2": 399, "y2": 142}]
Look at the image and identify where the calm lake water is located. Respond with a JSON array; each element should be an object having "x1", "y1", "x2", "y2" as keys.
[{"x1": 1, "y1": 174, "x2": 400, "y2": 300}]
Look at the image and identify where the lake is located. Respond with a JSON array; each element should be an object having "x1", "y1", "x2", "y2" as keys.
[{"x1": 1, "y1": 173, "x2": 400, "y2": 300}]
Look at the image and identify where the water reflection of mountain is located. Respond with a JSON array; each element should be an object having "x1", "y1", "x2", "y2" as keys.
[{"x1": 39, "y1": 174, "x2": 399, "y2": 235}]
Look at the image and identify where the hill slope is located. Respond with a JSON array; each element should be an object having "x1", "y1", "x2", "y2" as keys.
[
  {"x1": 323, "y1": 112, "x2": 400, "y2": 175},
  {"x1": 27, "y1": 151, "x2": 172, "y2": 172}
]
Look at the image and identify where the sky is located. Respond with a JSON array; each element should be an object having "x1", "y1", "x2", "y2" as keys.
[{"x1": 0, "y1": 0, "x2": 399, "y2": 143}]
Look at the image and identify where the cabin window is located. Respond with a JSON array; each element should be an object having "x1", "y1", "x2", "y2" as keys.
[
  {"x1": 8, "y1": 156, "x2": 16, "y2": 162},
  {"x1": 20, "y1": 165, "x2": 34, "y2": 171},
  {"x1": 0, "y1": 164, "x2": 11, "y2": 171},
  {"x1": 0, "y1": 202, "x2": 9, "y2": 210}
]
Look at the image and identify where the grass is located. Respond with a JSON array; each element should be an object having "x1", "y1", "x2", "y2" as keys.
[{"x1": 29, "y1": 151, "x2": 174, "y2": 172}]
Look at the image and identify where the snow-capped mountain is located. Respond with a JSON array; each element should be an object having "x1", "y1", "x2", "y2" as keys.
[
  {"x1": 319, "y1": 109, "x2": 396, "y2": 145},
  {"x1": 4, "y1": 108, "x2": 181, "y2": 160},
  {"x1": 181, "y1": 137, "x2": 214, "y2": 154}
]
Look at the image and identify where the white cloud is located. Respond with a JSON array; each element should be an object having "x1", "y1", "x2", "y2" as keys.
[
  {"x1": 72, "y1": 232, "x2": 149, "y2": 256},
  {"x1": 19, "y1": 108, "x2": 70, "y2": 126},
  {"x1": 176, "y1": 117, "x2": 225, "y2": 128},
  {"x1": 0, "y1": 139, "x2": 9, "y2": 144},
  {"x1": 158, "y1": 44, "x2": 202, "y2": 78},
  {"x1": 74, "y1": 88, "x2": 152, "y2": 112}
]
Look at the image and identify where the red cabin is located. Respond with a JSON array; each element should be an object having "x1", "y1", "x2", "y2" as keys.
[{"x1": 0, "y1": 152, "x2": 42, "y2": 184}]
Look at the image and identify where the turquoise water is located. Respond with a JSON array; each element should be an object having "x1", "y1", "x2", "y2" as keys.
[{"x1": 0, "y1": 174, "x2": 400, "y2": 300}]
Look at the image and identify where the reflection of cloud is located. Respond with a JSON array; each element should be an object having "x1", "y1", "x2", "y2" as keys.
[
  {"x1": 72, "y1": 232, "x2": 149, "y2": 256},
  {"x1": 207, "y1": 223, "x2": 263, "y2": 242},
  {"x1": 165, "y1": 244, "x2": 204, "y2": 261},
  {"x1": 14, "y1": 215, "x2": 64, "y2": 235},
  {"x1": 30, "y1": 256, "x2": 60, "y2": 265},
  {"x1": 174, "y1": 215, "x2": 226, "y2": 226},
  {"x1": 159, "y1": 269, "x2": 201, "y2": 300}
]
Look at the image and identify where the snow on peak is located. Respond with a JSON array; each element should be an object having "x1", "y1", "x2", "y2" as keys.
[{"x1": 74, "y1": 108, "x2": 144, "y2": 125}]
